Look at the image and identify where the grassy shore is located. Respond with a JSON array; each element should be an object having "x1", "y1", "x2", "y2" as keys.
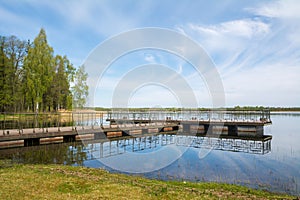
[{"x1": 0, "y1": 163, "x2": 297, "y2": 200}]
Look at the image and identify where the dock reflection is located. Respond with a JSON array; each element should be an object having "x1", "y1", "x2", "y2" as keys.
[
  {"x1": 88, "y1": 133, "x2": 272, "y2": 160},
  {"x1": 0, "y1": 133, "x2": 272, "y2": 166}
]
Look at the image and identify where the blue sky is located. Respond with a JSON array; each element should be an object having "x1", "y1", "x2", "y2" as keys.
[{"x1": 1, "y1": 0, "x2": 299, "y2": 107}]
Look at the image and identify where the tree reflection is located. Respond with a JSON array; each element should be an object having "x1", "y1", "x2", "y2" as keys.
[{"x1": 0, "y1": 142, "x2": 87, "y2": 166}]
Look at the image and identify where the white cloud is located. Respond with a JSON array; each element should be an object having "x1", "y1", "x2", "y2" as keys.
[
  {"x1": 187, "y1": 18, "x2": 270, "y2": 56},
  {"x1": 248, "y1": 0, "x2": 300, "y2": 19},
  {"x1": 177, "y1": 63, "x2": 183, "y2": 74},
  {"x1": 182, "y1": 18, "x2": 271, "y2": 78},
  {"x1": 248, "y1": 0, "x2": 300, "y2": 47},
  {"x1": 224, "y1": 63, "x2": 300, "y2": 105},
  {"x1": 189, "y1": 19, "x2": 269, "y2": 39},
  {"x1": 144, "y1": 53, "x2": 156, "y2": 63},
  {"x1": 46, "y1": 1, "x2": 140, "y2": 37},
  {"x1": 177, "y1": 1, "x2": 300, "y2": 107}
]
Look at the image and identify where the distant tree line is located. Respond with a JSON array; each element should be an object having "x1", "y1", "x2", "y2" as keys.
[
  {"x1": 94, "y1": 106, "x2": 300, "y2": 112},
  {"x1": 0, "y1": 28, "x2": 88, "y2": 113},
  {"x1": 227, "y1": 106, "x2": 300, "y2": 112}
]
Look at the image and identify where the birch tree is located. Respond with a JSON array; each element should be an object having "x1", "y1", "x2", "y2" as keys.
[{"x1": 23, "y1": 28, "x2": 54, "y2": 112}]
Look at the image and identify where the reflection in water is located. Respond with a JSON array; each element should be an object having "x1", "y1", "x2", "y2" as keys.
[
  {"x1": 0, "y1": 113, "x2": 299, "y2": 196},
  {"x1": 0, "y1": 142, "x2": 87, "y2": 166},
  {"x1": 84, "y1": 134, "x2": 271, "y2": 174},
  {"x1": 270, "y1": 111, "x2": 300, "y2": 117},
  {"x1": 0, "y1": 134, "x2": 271, "y2": 165},
  {"x1": 87, "y1": 134, "x2": 271, "y2": 160}
]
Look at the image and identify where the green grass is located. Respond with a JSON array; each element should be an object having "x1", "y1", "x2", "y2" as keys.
[{"x1": 0, "y1": 163, "x2": 297, "y2": 200}]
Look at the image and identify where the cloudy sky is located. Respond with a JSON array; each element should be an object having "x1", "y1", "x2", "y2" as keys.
[{"x1": 0, "y1": 0, "x2": 299, "y2": 108}]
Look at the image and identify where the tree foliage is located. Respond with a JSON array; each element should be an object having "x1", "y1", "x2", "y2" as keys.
[
  {"x1": 23, "y1": 29, "x2": 55, "y2": 112},
  {"x1": 0, "y1": 28, "x2": 86, "y2": 113},
  {"x1": 0, "y1": 35, "x2": 28, "y2": 112},
  {"x1": 72, "y1": 65, "x2": 88, "y2": 109}
]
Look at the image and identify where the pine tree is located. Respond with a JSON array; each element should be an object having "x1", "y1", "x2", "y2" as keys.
[{"x1": 52, "y1": 55, "x2": 75, "y2": 110}]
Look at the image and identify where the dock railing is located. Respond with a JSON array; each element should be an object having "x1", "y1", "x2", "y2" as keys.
[
  {"x1": 0, "y1": 109, "x2": 271, "y2": 134},
  {"x1": 107, "y1": 109, "x2": 271, "y2": 123},
  {"x1": 0, "y1": 112, "x2": 104, "y2": 134}
]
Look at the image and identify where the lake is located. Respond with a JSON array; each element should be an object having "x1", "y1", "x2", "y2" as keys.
[{"x1": 1, "y1": 112, "x2": 299, "y2": 195}]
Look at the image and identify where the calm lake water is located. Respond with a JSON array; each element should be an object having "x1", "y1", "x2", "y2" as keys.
[{"x1": 1, "y1": 112, "x2": 299, "y2": 195}]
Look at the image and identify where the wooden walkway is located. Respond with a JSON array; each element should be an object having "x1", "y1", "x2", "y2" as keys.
[{"x1": 0, "y1": 122, "x2": 179, "y2": 148}]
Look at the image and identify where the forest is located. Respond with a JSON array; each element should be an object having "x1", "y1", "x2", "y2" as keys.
[{"x1": 0, "y1": 28, "x2": 88, "y2": 113}]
